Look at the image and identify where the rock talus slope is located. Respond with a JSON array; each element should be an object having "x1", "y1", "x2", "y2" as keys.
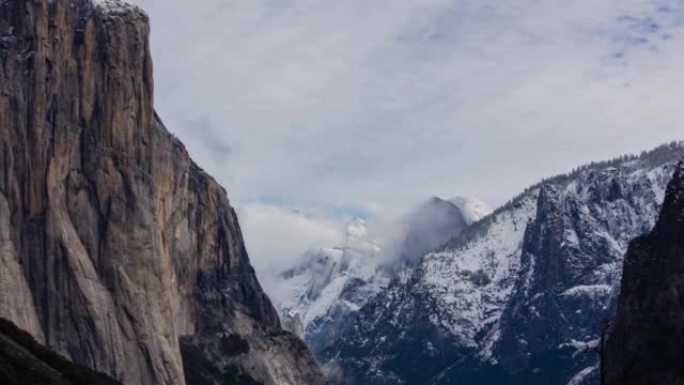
[{"x1": 0, "y1": 1, "x2": 325, "y2": 384}]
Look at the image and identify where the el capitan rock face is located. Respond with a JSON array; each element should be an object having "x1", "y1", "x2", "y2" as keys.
[
  {"x1": 0, "y1": 1, "x2": 325, "y2": 385},
  {"x1": 607, "y1": 159, "x2": 684, "y2": 385}
]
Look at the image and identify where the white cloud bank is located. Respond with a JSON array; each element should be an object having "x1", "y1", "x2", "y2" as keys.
[
  {"x1": 238, "y1": 204, "x2": 345, "y2": 278},
  {"x1": 132, "y1": 0, "x2": 684, "y2": 212},
  {"x1": 129, "y1": 0, "x2": 684, "y2": 271},
  {"x1": 238, "y1": 202, "x2": 403, "y2": 287}
]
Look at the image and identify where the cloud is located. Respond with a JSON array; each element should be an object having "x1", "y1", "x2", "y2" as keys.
[
  {"x1": 129, "y1": 0, "x2": 684, "y2": 282},
  {"x1": 237, "y1": 196, "x2": 489, "y2": 303},
  {"x1": 131, "y1": 0, "x2": 684, "y2": 213},
  {"x1": 237, "y1": 201, "x2": 404, "y2": 275},
  {"x1": 185, "y1": 116, "x2": 233, "y2": 168},
  {"x1": 237, "y1": 203, "x2": 346, "y2": 289}
]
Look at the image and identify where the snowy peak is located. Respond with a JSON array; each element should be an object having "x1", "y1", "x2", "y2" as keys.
[
  {"x1": 271, "y1": 193, "x2": 490, "y2": 354},
  {"x1": 398, "y1": 196, "x2": 480, "y2": 263},
  {"x1": 345, "y1": 218, "x2": 368, "y2": 243},
  {"x1": 343, "y1": 218, "x2": 380, "y2": 254},
  {"x1": 450, "y1": 196, "x2": 493, "y2": 224},
  {"x1": 274, "y1": 215, "x2": 385, "y2": 349}
]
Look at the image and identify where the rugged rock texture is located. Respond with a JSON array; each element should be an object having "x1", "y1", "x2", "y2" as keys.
[
  {"x1": 0, "y1": 1, "x2": 325, "y2": 385},
  {"x1": 0, "y1": 317, "x2": 122, "y2": 385},
  {"x1": 326, "y1": 143, "x2": 683, "y2": 385},
  {"x1": 606, "y1": 159, "x2": 684, "y2": 385}
]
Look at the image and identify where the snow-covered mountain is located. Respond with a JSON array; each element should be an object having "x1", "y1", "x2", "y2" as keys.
[
  {"x1": 325, "y1": 142, "x2": 684, "y2": 385},
  {"x1": 273, "y1": 197, "x2": 492, "y2": 355},
  {"x1": 276, "y1": 218, "x2": 387, "y2": 354}
]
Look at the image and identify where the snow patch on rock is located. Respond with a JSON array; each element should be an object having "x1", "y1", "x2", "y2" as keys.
[
  {"x1": 562, "y1": 285, "x2": 612, "y2": 298},
  {"x1": 92, "y1": 0, "x2": 145, "y2": 16},
  {"x1": 567, "y1": 366, "x2": 598, "y2": 385}
]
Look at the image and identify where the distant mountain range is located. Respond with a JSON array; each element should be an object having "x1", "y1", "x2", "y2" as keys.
[
  {"x1": 274, "y1": 196, "x2": 492, "y2": 355},
  {"x1": 279, "y1": 141, "x2": 683, "y2": 385}
]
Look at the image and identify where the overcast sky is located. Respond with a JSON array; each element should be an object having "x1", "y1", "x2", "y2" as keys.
[{"x1": 128, "y1": 0, "x2": 684, "y2": 274}]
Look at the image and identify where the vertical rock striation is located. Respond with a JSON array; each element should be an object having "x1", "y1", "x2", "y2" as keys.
[
  {"x1": 0, "y1": 1, "x2": 325, "y2": 384},
  {"x1": 607, "y1": 159, "x2": 684, "y2": 385}
]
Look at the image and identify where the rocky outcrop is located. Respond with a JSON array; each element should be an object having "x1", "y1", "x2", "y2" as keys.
[
  {"x1": 0, "y1": 1, "x2": 325, "y2": 385},
  {"x1": 606, "y1": 159, "x2": 684, "y2": 385}
]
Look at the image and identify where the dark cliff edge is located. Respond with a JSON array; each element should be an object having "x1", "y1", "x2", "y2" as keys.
[
  {"x1": 607, "y1": 158, "x2": 684, "y2": 385},
  {"x1": 0, "y1": 317, "x2": 122, "y2": 385},
  {"x1": 0, "y1": 0, "x2": 325, "y2": 384}
]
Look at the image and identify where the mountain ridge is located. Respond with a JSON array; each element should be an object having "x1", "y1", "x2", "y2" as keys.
[
  {"x1": 324, "y1": 141, "x2": 684, "y2": 385},
  {"x1": 273, "y1": 196, "x2": 491, "y2": 357}
]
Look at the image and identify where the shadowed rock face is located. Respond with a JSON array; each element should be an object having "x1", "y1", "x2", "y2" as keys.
[
  {"x1": 0, "y1": 317, "x2": 123, "y2": 385},
  {"x1": 607, "y1": 159, "x2": 684, "y2": 385},
  {"x1": 0, "y1": 1, "x2": 325, "y2": 385}
]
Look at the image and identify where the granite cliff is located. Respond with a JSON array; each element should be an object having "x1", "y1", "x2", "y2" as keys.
[
  {"x1": 0, "y1": 0, "x2": 325, "y2": 384},
  {"x1": 607, "y1": 158, "x2": 684, "y2": 385}
]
